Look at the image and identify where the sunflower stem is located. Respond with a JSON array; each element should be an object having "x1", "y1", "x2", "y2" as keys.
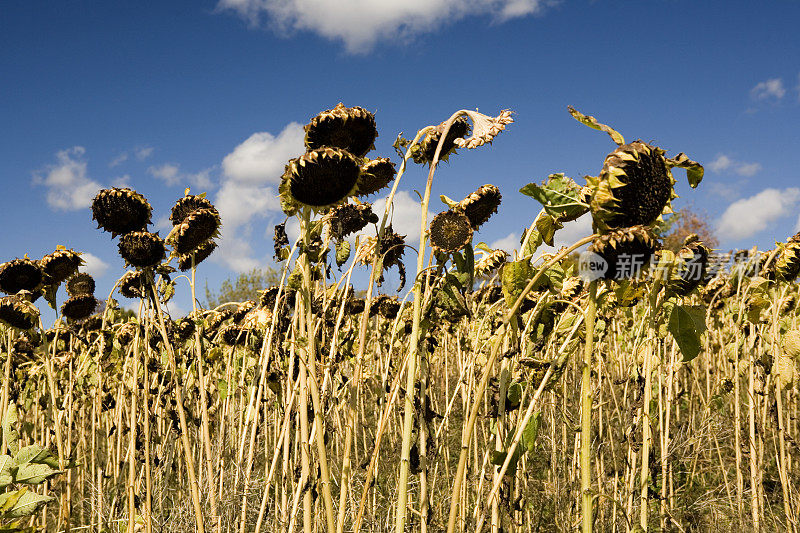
[{"x1": 580, "y1": 280, "x2": 598, "y2": 533}]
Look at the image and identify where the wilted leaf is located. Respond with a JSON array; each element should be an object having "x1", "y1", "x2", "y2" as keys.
[
  {"x1": 335, "y1": 240, "x2": 351, "y2": 267},
  {"x1": 535, "y1": 214, "x2": 563, "y2": 247},
  {"x1": 522, "y1": 411, "x2": 542, "y2": 453},
  {"x1": 0, "y1": 489, "x2": 54, "y2": 518},
  {"x1": 12, "y1": 463, "x2": 62, "y2": 485},
  {"x1": 668, "y1": 153, "x2": 704, "y2": 188},
  {"x1": 502, "y1": 260, "x2": 532, "y2": 308},
  {"x1": 519, "y1": 174, "x2": 589, "y2": 222},
  {"x1": 2, "y1": 404, "x2": 19, "y2": 457},
  {"x1": 567, "y1": 106, "x2": 625, "y2": 145}
]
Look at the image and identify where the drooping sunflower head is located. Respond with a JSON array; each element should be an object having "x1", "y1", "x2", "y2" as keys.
[
  {"x1": 588, "y1": 225, "x2": 659, "y2": 280},
  {"x1": 177, "y1": 239, "x2": 217, "y2": 271},
  {"x1": 66, "y1": 273, "x2": 95, "y2": 297},
  {"x1": 474, "y1": 249, "x2": 508, "y2": 278},
  {"x1": 670, "y1": 234, "x2": 711, "y2": 296},
  {"x1": 357, "y1": 158, "x2": 396, "y2": 197},
  {"x1": 118, "y1": 232, "x2": 166, "y2": 269},
  {"x1": 168, "y1": 207, "x2": 221, "y2": 256},
  {"x1": 280, "y1": 147, "x2": 360, "y2": 215},
  {"x1": 304, "y1": 103, "x2": 378, "y2": 158},
  {"x1": 0, "y1": 258, "x2": 44, "y2": 295},
  {"x1": 61, "y1": 294, "x2": 97, "y2": 322},
  {"x1": 775, "y1": 240, "x2": 800, "y2": 283},
  {"x1": 92, "y1": 188, "x2": 152, "y2": 237},
  {"x1": 328, "y1": 203, "x2": 378, "y2": 241},
  {"x1": 0, "y1": 295, "x2": 40, "y2": 330},
  {"x1": 170, "y1": 194, "x2": 216, "y2": 225},
  {"x1": 429, "y1": 210, "x2": 473, "y2": 255},
  {"x1": 40, "y1": 249, "x2": 83, "y2": 286},
  {"x1": 118, "y1": 270, "x2": 147, "y2": 299},
  {"x1": 412, "y1": 117, "x2": 471, "y2": 165},
  {"x1": 588, "y1": 141, "x2": 676, "y2": 230},
  {"x1": 456, "y1": 184, "x2": 501, "y2": 230}
]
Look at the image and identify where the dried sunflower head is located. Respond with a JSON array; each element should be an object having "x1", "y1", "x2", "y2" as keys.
[
  {"x1": 377, "y1": 226, "x2": 406, "y2": 268},
  {"x1": 220, "y1": 324, "x2": 246, "y2": 346},
  {"x1": 456, "y1": 184, "x2": 501, "y2": 230},
  {"x1": 357, "y1": 158, "x2": 396, "y2": 197},
  {"x1": 474, "y1": 249, "x2": 508, "y2": 278},
  {"x1": 92, "y1": 188, "x2": 152, "y2": 237},
  {"x1": 670, "y1": 235, "x2": 711, "y2": 295},
  {"x1": 168, "y1": 208, "x2": 221, "y2": 256},
  {"x1": 280, "y1": 147, "x2": 360, "y2": 215},
  {"x1": 40, "y1": 249, "x2": 83, "y2": 286},
  {"x1": 588, "y1": 141, "x2": 676, "y2": 230},
  {"x1": 568, "y1": 107, "x2": 703, "y2": 231},
  {"x1": 0, "y1": 259, "x2": 44, "y2": 295},
  {"x1": 305, "y1": 103, "x2": 377, "y2": 158},
  {"x1": 588, "y1": 226, "x2": 659, "y2": 280},
  {"x1": 0, "y1": 295, "x2": 40, "y2": 329},
  {"x1": 66, "y1": 273, "x2": 95, "y2": 297},
  {"x1": 118, "y1": 270, "x2": 147, "y2": 299},
  {"x1": 561, "y1": 276, "x2": 584, "y2": 300},
  {"x1": 412, "y1": 116, "x2": 471, "y2": 165},
  {"x1": 118, "y1": 232, "x2": 166, "y2": 268},
  {"x1": 377, "y1": 295, "x2": 401, "y2": 320},
  {"x1": 176, "y1": 317, "x2": 196, "y2": 342},
  {"x1": 453, "y1": 109, "x2": 514, "y2": 150},
  {"x1": 170, "y1": 194, "x2": 215, "y2": 225},
  {"x1": 62, "y1": 294, "x2": 97, "y2": 321},
  {"x1": 177, "y1": 240, "x2": 217, "y2": 271},
  {"x1": 776, "y1": 240, "x2": 800, "y2": 283},
  {"x1": 429, "y1": 210, "x2": 473, "y2": 255},
  {"x1": 329, "y1": 203, "x2": 378, "y2": 240}
]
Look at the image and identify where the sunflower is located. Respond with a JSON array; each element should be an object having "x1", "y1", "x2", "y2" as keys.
[
  {"x1": 62, "y1": 294, "x2": 97, "y2": 321},
  {"x1": 412, "y1": 116, "x2": 471, "y2": 165},
  {"x1": 456, "y1": 184, "x2": 501, "y2": 230},
  {"x1": 0, "y1": 258, "x2": 44, "y2": 295},
  {"x1": 775, "y1": 235, "x2": 800, "y2": 283},
  {"x1": 429, "y1": 210, "x2": 473, "y2": 254},
  {"x1": 92, "y1": 188, "x2": 153, "y2": 237},
  {"x1": 118, "y1": 270, "x2": 148, "y2": 299},
  {"x1": 357, "y1": 158, "x2": 396, "y2": 197},
  {"x1": 0, "y1": 296, "x2": 40, "y2": 329},
  {"x1": 66, "y1": 273, "x2": 95, "y2": 297},
  {"x1": 568, "y1": 107, "x2": 704, "y2": 232},
  {"x1": 40, "y1": 249, "x2": 83, "y2": 286},
  {"x1": 304, "y1": 103, "x2": 378, "y2": 158},
  {"x1": 118, "y1": 232, "x2": 166, "y2": 268},
  {"x1": 170, "y1": 194, "x2": 216, "y2": 225},
  {"x1": 670, "y1": 235, "x2": 711, "y2": 295},
  {"x1": 329, "y1": 203, "x2": 378, "y2": 240},
  {"x1": 588, "y1": 226, "x2": 659, "y2": 280},
  {"x1": 474, "y1": 249, "x2": 508, "y2": 278},
  {"x1": 169, "y1": 208, "x2": 221, "y2": 255},
  {"x1": 280, "y1": 147, "x2": 361, "y2": 215},
  {"x1": 177, "y1": 240, "x2": 217, "y2": 271}
]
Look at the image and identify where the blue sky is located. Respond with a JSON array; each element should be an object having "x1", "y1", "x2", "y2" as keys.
[{"x1": 2, "y1": 0, "x2": 800, "y2": 320}]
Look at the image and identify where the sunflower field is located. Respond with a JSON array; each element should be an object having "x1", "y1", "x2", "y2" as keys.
[{"x1": 2, "y1": 104, "x2": 800, "y2": 533}]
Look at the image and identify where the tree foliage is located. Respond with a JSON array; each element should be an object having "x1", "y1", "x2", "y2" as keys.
[
  {"x1": 656, "y1": 207, "x2": 719, "y2": 252},
  {"x1": 204, "y1": 267, "x2": 281, "y2": 309}
]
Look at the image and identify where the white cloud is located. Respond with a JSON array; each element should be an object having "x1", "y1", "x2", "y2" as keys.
[
  {"x1": 751, "y1": 78, "x2": 785, "y2": 101},
  {"x1": 717, "y1": 187, "x2": 800, "y2": 241},
  {"x1": 491, "y1": 232, "x2": 519, "y2": 253},
  {"x1": 135, "y1": 146, "x2": 154, "y2": 160},
  {"x1": 708, "y1": 153, "x2": 761, "y2": 177},
  {"x1": 109, "y1": 152, "x2": 129, "y2": 168},
  {"x1": 218, "y1": 0, "x2": 555, "y2": 53},
  {"x1": 372, "y1": 190, "x2": 434, "y2": 245},
  {"x1": 79, "y1": 252, "x2": 110, "y2": 279},
  {"x1": 796, "y1": 213, "x2": 800, "y2": 233},
  {"x1": 214, "y1": 122, "x2": 306, "y2": 271},
  {"x1": 221, "y1": 123, "x2": 304, "y2": 183},
  {"x1": 148, "y1": 163, "x2": 214, "y2": 189},
  {"x1": 33, "y1": 147, "x2": 103, "y2": 211}
]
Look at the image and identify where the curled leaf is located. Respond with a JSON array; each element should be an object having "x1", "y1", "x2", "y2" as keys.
[
  {"x1": 567, "y1": 106, "x2": 625, "y2": 145},
  {"x1": 667, "y1": 153, "x2": 704, "y2": 188}
]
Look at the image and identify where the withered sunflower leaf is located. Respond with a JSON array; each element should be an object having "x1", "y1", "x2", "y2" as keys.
[
  {"x1": 668, "y1": 153, "x2": 704, "y2": 188},
  {"x1": 668, "y1": 305, "x2": 707, "y2": 362},
  {"x1": 535, "y1": 213, "x2": 563, "y2": 247},
  {"x1": 519, "y1": 174, "x2": 588, "y2": 221},
  {"x1": 567, "y1": 106, "x2": 625, "y2": 145}
]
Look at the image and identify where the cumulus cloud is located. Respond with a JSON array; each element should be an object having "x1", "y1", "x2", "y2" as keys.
[
  {"x1": 218, "y1": 0, "x2": 555, "y2": 53},
  {"x1": 79, "y1": 252, "x2": 110, "y2": 279},
  {"x1": 717, "y1": 188, "x2": 800, "y2": 241},
  {"x1": 148, "y1": 163, "x2": 215, "y2": 189},
  {"x1": 751, "y1": 78, "x2": 785, "y2": 101},
  {"x1": 708, "y1": 154, "x2": 762, "y2": 177},
  {"x1": 32, "y1": 147, "x2": 103, "y2": 211},
  {"x1": 135, "y1": 146, "x2": 154, "y2": 160},
  {"x1": 491, "y1": 232, "x2": 519, "y2": 253},
  {"x1": 214, "y1": 122, "x2": 306, "y2": 271}
]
